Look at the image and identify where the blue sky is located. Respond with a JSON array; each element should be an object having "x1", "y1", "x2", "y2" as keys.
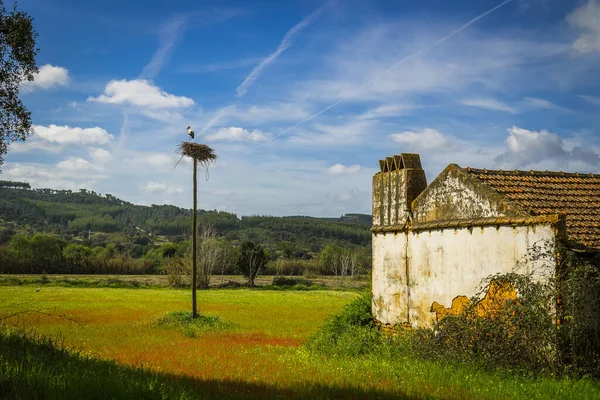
[{"x1": 5, "y1": 0, "x2": 600, "y2": 216}]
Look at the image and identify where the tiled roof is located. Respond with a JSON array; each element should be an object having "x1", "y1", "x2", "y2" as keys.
[{"x1": 463, "y1": 167, "x2": 600, "y2": 251}]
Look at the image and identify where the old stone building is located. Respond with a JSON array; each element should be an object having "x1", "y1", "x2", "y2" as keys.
[{"x1": 372, "y1": 153, "x2": 600, "y2": 328}]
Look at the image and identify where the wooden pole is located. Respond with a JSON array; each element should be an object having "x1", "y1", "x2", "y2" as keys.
[{"x1": 192, "y1": 157, "x2": 198, "y2": 318}]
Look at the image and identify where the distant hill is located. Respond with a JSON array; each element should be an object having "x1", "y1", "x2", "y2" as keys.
[{"x1": 0, "y1": 181, "x2": 372, "y2": 255}]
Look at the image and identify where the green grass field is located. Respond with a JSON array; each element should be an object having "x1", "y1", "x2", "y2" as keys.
[{"x1": 1, "y1": 286, "x2": 599, "y2": 399}]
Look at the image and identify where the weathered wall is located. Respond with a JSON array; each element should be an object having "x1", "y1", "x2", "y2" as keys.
[
  {"x1": 373, "y1": 169, "x2": 427, "y2": 227},
  {"x1": 412, "y1": 164, "x2": 529, "y2": 223},
  {"x1": 373, "y1": 154, "x2": 427, "y2": 228},
  {"x1": 407, "y1": 224, "x2": 556, "y2": 326},
  {"x1": 373, "y1": 170, "x2": 408, "y2": 227},
  {"x1": 372, "y1": 232, "x2": 408, "y2": 324},
  {"x1": 372, "y1": 223, "x2": 557, "y2": 327}
]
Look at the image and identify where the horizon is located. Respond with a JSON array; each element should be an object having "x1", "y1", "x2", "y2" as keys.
[
  {"x1": 4, "y1": 0, "x2": 600, "y2": 217},
  {"x1": 1, "y1": 179, "x2": 374, "y2": 219}
]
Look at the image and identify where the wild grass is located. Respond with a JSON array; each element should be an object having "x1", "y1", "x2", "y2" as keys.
[
  {"x1": 0, "y1": 275, "x2": 162, "y2": 289},
  {"x1": 305, "y1": 293, "x2": 600, "y2": 399},
  {"x1": 0, "y1": 326, "x2": 197, "y2": 400},
  {"x1": 154, "y1": 311, "x2": 236, "y2": 337},
  {"x1": 0, "y1": 274, "x2": 362, "y2": 291},
  {"x1": 0, "y1": 286, "x2": 599, "y2": 399}
]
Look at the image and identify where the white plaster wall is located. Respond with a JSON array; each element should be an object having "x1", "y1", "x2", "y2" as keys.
[
  {"x1": 372, "y1": 232, "x2": 409, "y2": 325},
  {"x1": 407, "y1": 224, "x2": 557, "y2": 326}
]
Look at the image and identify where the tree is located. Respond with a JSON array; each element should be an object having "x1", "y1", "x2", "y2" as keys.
[
  {"x1": 0, "y1": 1, "x2": 38, "y2": 168},
  {"x1": 196, "y1": 225, "x2": 228, "y2": 289},
  {"x1": 237, "y1": 241, "x2": 267, "y2": 287},
  {"x1": 278, "y1": 241, "x2": 296, "y2": 259},
  {"x1": 63, "y1": 243, "x2": 93, "y2": 272},
  {"x1": 321, "y1": 244, "x2": 343, "y2": 276},
  {"x1": 8, "y1": 233, "x2": 65, "y2": 272}
]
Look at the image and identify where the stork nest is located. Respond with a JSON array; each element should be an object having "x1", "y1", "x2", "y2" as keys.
[{"x1": 176, "y1": 142, "x2": 217, "y2": 167}]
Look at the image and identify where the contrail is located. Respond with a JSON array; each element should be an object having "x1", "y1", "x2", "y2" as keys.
[
  {"x1": 236, "y1": 1, "x2": 333, "y2": 97},
  {"x1": 121, "y1": 16, "x2": 187, "y2": 146},
  {"x1": 117, "y1": 111, "x2": 129, "y2": 150},
  {"x1": 140, "y1": 16, "x2": 188, "y2": 80},
  {"x1": 253, "y1": 0, "x2": 516, "y2": 151},
  {"x1": 199, "y1": 2, "x2": 333, "y2": 136},
  {"x1": 198, "y1": 104, "x2": 234, "y2": 136}
]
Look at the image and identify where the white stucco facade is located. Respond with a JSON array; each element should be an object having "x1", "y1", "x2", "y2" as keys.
[{"x1": 372, "y1": 224, "x2": 557, "y2": 327}]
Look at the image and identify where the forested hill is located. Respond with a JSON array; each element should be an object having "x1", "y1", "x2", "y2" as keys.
[{"x1": 0, "y1": 181, "x2": 371, "y2": 251}]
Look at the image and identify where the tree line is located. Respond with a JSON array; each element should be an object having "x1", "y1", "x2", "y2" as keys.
[
  {"x1": 0, "y1": 184, "x2": 371, "y2": 255},
  {"x1": 0, "y1": 231, "x2": 372, "y2": 285}
]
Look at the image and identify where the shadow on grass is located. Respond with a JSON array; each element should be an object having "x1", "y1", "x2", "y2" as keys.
[{"x1": 0, "y1": 326, "x2": 417, "y2": 400}]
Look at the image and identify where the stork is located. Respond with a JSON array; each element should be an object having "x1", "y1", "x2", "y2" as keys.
[{"x1": 187, "y1": 126, "x2": 195, "y2": 140}]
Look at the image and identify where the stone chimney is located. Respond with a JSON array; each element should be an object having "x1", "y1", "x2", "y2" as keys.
[{"x1": 372, "y1": 153, "x2": 427, "y2": 227}]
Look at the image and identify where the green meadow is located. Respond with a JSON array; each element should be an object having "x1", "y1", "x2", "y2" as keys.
[{"x1": 1, "y1": 285, "x2": 599, "y2": 399}]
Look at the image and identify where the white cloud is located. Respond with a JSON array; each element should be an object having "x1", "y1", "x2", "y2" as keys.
[
  {"x1": 460, "y1": 98, "x2": 517, "y2": 114},
  {"x1": 33, "y1": 124, "x2": 113, "y2": 145},
  {"x1": 206, "y1": 127, "x2": 268, "y2": 142},
  {"x1": 134, "y1": 154, "x2": 176, "y2": 169},
  {"x1": 325, "y1": 163, "x2": 361, "y2": 174},
  {"x1": 359, "y1": 103, "x2": 414, "y2": 120},
  {"x1": 196, "y1": 103, "x2": 310, "y2": 136},
  {"x1": 140, "y1": 181, "x2": 183, "y2": 195},
  {"x1": 233, "y1": 103, "x2": 311, "y2": 124},
  {"x1": 21, "y1": 64, "x2": 70, "y2": 91},
  {"x1": 9, "y1": 140, "x2": 63, "y2": 154},
  {"x1": 567, "y1": 0, "x2": 600, "y2": 54},
  {"x1": 125, "y1": 152, "x2": 190, "y2": 170},
  {"x1": 328, "y1": 188, "x2": 362, "y2": 202},
  {"x1": 56, "y1": 157, "x2": 100, "y2": 171},
  {"x1": 389, "y1": 128, "x2": 453, "y2": 151},
  {"x1": 89, "y1": 148, "x2": 112, "y2": 164},
  {"x1": 212, "y1": 189, "x2": 234, "y2": 196},
  {"x1": 293, "y1": 23, "x2": 566, "y2": 104},
  {"x1": 289, "y1": 120, "x2": 377, "y2": 147},
  {"x1": 522, "y1": 97, "x2": 570, "y2": 112},
  {"x1": 580, "y1": 95, "x2": 600, "y2": 106},
  {"x1": 3, "y1": 163, "x2": 100, "y2": 191},
  {"x1": 495, "y1": 126, "x2": 600, "y2": 169},
  {"x1": 88, "y1": 79, "x2": 195, "y2": 109}
]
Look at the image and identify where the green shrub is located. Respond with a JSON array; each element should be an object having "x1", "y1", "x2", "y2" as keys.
[
  {"x1": 306, "y1": 292, "x2": 381, "y2": 357},
  {"x1": 263, "y1": 277, "x2": 327, "y2": 291},
  {"x1": 558, "y1": 256, "x2": 600, "y2": 377},
  {"x1": 414, "y1": 273, "x2": 558, "y2": 375},
  {"x1": 272, "y1": 276, "x2": 312, "y2": 287}
]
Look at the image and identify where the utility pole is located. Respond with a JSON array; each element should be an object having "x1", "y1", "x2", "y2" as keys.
[
  {"x1": 192, "y1": 157, "x2": 198, "y2": 318},
  {"x1": 175, "y1": 140, "x2": 216, "y2": 319}
]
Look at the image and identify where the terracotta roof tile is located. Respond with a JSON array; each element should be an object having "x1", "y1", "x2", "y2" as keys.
[{"x1": 464, "y1": 168, "x2": 600, "y2": 251}]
